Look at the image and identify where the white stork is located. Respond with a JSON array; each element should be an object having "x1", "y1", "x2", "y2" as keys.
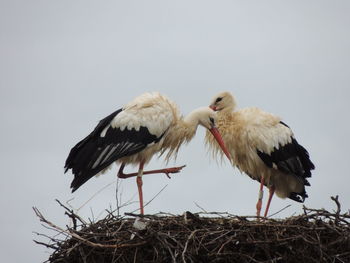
[
  {"x1": 205, "y1": 92, "x2": 315, "y2": 217},
  {"x1": 65, "y1": 92, "x2": 231, "y2": 215}
]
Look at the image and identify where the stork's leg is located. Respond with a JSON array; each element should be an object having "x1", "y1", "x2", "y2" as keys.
[
  {"x1": 117, "y1": 164, "x2": 186, "y2": 179},
  {"x1": 256, "y1": 176, "x2": 265, "y2": 217},
  {"x1": 116, "y1": 163, "x2": 186, "y2": 215},
  {"x1": 264, "y1": 186, "x2": 275, "y2": 218},
  {"x1": 117, "y1": 162, "x2": 126, "y2": 177},
  {"x1": 136, "y1": 162, "x2": 145, "y2": 215}
]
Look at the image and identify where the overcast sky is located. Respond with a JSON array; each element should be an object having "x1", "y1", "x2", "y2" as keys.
[{"x1": 1, "y1": 1, "x2": 349, "y2": 262}]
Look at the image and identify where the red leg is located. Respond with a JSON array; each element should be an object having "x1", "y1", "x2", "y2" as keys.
[
  {"x1": 136, "y1": 162, "x2": 145, "y2": 215},
  {"x1": 264, "y1": 186, "x2": 275, "y2": 218},
  {"x1": 256, "y1": 176, "x2": 264, "y2": 217},
  {"x1": 116, "y1": 163, "x2": 186, "y2": 215},
  {"x1": 117, "y1": 162, "x2": 126, "y2": 177},
  {"x1": 117, "y1": 164, "x2": 186, "y2": 179}
]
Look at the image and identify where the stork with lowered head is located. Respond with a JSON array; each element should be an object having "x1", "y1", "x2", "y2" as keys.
[
  {"x1": 205, "y1": 92, "x2": 315, "y2": 217},
  {"x1": 65, "y1": 92, "x2": 231, "y2": 215}
]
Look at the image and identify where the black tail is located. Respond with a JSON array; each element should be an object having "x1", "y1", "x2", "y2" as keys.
[
  {"x1": 288, "y1": 140, "x2": 315, "y2": 202},
  {"x1": 296, "y1": 142, "x2": 315, "y2": 178}
]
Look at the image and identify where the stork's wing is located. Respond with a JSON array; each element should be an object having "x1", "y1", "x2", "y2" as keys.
[
  {"x1": 255, "y1": 122, "x2": 314, "y2": 178},
  {"x1": 64, "y1": 108, "x2": 123, "y2": 172},
  {"x1": 255, "y1": 121, "x2": 315, "y2": 202},
  {"x1": 65, "y1": 106, "x2": 171, "y2": 192}
]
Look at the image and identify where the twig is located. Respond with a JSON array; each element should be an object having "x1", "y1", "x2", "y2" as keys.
[
  {"x1": 55, "y1": 199, "x2": 87, "y2": 226},
  {"x1": 182, "y1": 230, "x2": 199, "y2": 262},
  {"x1": 129, "y1": 185, "x2": 168, "y2": 214},
  {"x1": 331, "y1": 195, "x2": 341, "y2": 225},
  {"x1": 331, "y1": 195, "x2": 341, "y2": 214},
  {"x1": 33, "y1": 207, "x2": 146, "y2": 249},
  {"x1": 267, "y1": 204, "x2": 291, "y2": 218},
  {"x1": 194, "y1": 202, "x2": 207, "y2": 213},
  {"x1": 33, "y1": 240, "x2": 58, "y2": 250},
  {"x1": 77, "y1": 180, "x2": 116, "y2": 211}
]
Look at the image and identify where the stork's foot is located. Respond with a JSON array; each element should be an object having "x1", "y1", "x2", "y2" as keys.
[{"x1": 160, "y1": 165, "x2": 186, "y2": 178}]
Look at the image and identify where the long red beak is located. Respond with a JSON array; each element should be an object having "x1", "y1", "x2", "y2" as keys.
[{"x1": 209, "y1": 127, "x2": 231, "y2": 162}]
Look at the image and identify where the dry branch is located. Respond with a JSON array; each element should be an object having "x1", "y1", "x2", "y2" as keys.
[{"x1": 34, "y1": 197, "x2": 350, "y2": 263}]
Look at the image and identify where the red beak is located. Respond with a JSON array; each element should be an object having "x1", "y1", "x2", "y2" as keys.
[{"x1": 209, "y1": 127, "x2": 231, "y2": 162}]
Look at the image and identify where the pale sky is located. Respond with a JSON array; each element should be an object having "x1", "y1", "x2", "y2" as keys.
[{"x1": 1, "y1": 1, "x2": 349, "y2": 262}]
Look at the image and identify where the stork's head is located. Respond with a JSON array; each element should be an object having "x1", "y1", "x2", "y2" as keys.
[
  {"x1": 188, "y1": 107, "x2": 231, "y2": 161},
  {"x1": 192, "y1": 107, "x2": 217, "y2": 130},
  {"x1": 209, "y1": 91, "x2": 236, "y2": 112}
]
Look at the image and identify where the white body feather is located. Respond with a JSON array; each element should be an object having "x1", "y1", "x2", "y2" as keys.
[
  {"x1": 206, "y1": 107, "x2": 302, "y2": 199},
  {"x1": 97, "y1": 92, "x2": 198, "y2": 175}
]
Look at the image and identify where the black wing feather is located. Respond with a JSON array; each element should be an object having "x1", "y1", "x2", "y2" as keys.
[
  {"x1": 257, "y1": 122, "x2": 315, "y2": 202},
  {"x1": 64, "y1": 108, "x2": 123, "y2": 173},
  {"x1": 65, "y1": 109, "x2": 165, "y2": 192}
]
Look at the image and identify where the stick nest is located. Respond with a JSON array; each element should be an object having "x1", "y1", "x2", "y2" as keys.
[{"x1": 34, "y1": 196, "x2": 350, "y2": 263}]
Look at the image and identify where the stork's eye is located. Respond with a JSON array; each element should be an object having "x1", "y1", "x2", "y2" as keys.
[
  {"x1": 209, "y1": 117, "x2": 215, "y2": 124},
  {"x1": 215, "y1": 97, "x2": 223, "y2": 103}
]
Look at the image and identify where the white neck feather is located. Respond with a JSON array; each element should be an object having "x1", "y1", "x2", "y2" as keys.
[
  {"x1": 183, "y1": 109, "x2": 202, "y2": 129},
  {"x1": 161, "y1": 107, "x2": 208, "y2": 161}
]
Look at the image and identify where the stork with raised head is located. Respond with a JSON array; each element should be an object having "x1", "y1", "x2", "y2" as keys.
[
  {"x1": 65, "y1": 92, "x2": 231, "y2": 215},
  {"x1": 205, "y1": 91, "x2": 315, "y2": 217}
]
